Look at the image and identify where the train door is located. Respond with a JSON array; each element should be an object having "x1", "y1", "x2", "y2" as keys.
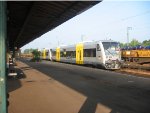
[
  {"x1": 56, "y1": 47, "x2": 60, "y2": 61},
  {"x1": 76, "y1": 43, "x2": 83, "y2": 64},
  {"x1": 49, "y1": 49, "x2": 52, "y2": 61},
  {"x1": 96, "y1": 43, "x2": 102, "y2": 62}
]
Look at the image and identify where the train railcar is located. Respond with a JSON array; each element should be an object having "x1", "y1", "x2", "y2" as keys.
[
  {"x1": 40, "y1": 48, "x2": 52, "y2": 60},
  {"x1": 121, "y1": 46, "x2": 150, "y2": 64},
  {"x1": 51, "y1": 40, "x2": 122, "y2": 69}
]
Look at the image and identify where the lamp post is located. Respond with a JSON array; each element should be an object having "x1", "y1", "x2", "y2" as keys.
[{"x1": 127, "y1": 27, "x2": 132, "y2": 46}]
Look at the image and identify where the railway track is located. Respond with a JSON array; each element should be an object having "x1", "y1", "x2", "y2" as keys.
[
  {"x1": 114, "y1": 62, "x2": 150, "y2": 78},
  {"x1": 122, "y1": 62, "x2": 150, "y2": 71}
]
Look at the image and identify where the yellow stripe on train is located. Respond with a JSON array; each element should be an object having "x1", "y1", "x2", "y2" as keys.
[
  {"x1": 43, "y1": 48, "x2": 46, "y2": 59},
  {"x1": 56, "y1": 47, "x2": 60, "y2": 61},
  {"x1": 76, "y1": 43, "x2": 83, "y2": 64}
]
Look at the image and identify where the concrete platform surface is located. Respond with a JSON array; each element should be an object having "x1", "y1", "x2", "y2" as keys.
[
  {"x1": 8, "y1": 59, "x2": 150, "y2": 113},
  {"x1": 8, "y1": 61, "x2": 87, "y2": 113}
]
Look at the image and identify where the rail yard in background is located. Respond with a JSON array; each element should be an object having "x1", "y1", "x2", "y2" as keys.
[{"x1": 21, "y1": 43, "x2": 150, "y2": 78}]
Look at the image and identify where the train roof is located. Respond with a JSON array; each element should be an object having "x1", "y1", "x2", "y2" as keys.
[
  {"x1": 97, "y1": 40, "x2": 119, "y2": 43},
  {"x1": 41, "y1": 48, "x2": 50, "y2": 51},
  {"x1": 51, "y1": 40, "x2": 119, "y2": 50}
]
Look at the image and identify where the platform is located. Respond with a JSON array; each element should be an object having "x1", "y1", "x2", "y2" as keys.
[
  {"x1": 8, "y1": 59, "x2": 150, "y2": 113},
  {"x1": 8, "y1": 61, "x2": 90, "y2": 113}
]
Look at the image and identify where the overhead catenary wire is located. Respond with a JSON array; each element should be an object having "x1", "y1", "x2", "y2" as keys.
[
  {"x1": 121, "y1": 10, "x2": 150, "y2": 21},
  {"x1": 99, "y1": 9, "x2": 150, "y2": 28}
]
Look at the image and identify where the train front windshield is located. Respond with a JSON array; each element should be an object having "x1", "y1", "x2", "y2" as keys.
[{"x1": 102, "y1": 42, "x2": 120, "y2": 56}]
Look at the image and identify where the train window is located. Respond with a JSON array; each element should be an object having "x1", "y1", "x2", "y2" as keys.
[
  {"x1": 102, "y1": 42, "x2": 119, "y2": 50},
  {"x1": 66, "y1": 51, "x2": 71, "y2": 58},
  {"x1": 97, "y1": 44, "x2": 101, "y2": 51},
  {"x1": 61, "y1": 49, "x2": 66, "y2": 57},
  {"x1": 73, "y1": 51, "x2": 76, "y2": 58},
  {"x1": 66, "y1": 51, "x2": 76, "y2": 58},
  {"x1": 52, "y1": 50, "x2": 56, "y2": 56},
  {"x1": 46, "y1": 50, "x2": 49, "y2": 56},
  {"x1": 63, "y1": 49, "x2": 66, "y2": 52},
  {"x1": 60, "y1": 51, "x2": 64, "y2": 57},
  {"x1": 63, "y1": 49, "x2": 66, "y2": 55},
  {"x1": 84, "y1": 48, "x2": 96, "y2": 57}
]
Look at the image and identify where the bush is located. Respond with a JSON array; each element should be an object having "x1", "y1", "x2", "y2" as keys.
[{"x1": 30, "y1": 50, "x2": 41, "y2": 62}]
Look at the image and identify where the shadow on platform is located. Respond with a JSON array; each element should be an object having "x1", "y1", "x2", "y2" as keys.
[
  {"x1": 7, "y1": 68, "x2": 26, "y2": 93},
  {"x1": 20, "y1": 59, "x2": 150, "y2": 113}
]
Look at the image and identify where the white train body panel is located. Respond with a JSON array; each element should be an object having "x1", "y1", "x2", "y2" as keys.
[
  {"x1": 40, "y1": 48, "x2": 52, "y2": 60},
  {"x1": 51, "y1": 40, "x2": 121, "y2": 69}
]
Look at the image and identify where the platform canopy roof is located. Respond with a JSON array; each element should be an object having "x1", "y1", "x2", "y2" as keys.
[{"x1": 7, "y1": 1, "x2": 100, "y2": 50}]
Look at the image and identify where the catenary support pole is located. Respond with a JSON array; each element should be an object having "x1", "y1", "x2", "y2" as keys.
[{"x1": 0, "y1": 1, "x2": 7, "y2": 113}]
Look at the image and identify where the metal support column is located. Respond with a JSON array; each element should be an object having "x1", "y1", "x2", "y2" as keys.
[
  {"x1": 0, "y1": 1, "x2": 7, "y2": 113},
  {"x1": 127, "y1": 27, "x2": 132, "y2": 46},
  {"x1": 12, "y1": 48, "x2": 15, "y2": 63}
]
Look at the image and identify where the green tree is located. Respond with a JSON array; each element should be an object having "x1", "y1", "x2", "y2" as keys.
[
  {"x1": 142, "y1": 39, "x2": 150, "y2": 46},
  {"x1": 129, "y1": 38, "x2": 141, "y2": 47},
  {"x1": 119, "y1": 42, "x2": 128, "y2": 48},
  {"x1": 31, "y1": 50, "x2": 41, "y2": 62}
]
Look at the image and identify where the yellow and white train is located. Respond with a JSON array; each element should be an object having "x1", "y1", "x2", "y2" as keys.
[
  {"x1": 40, "y1": 48, "x2": 52, "y2": 61},
  {"x1": 41, "y1": 40, "x2": 122, "y2": 69}
]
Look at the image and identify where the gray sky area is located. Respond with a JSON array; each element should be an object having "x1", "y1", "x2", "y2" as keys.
[{"x1": 21, "y1": 1, "x2": 150, "y2": 51}]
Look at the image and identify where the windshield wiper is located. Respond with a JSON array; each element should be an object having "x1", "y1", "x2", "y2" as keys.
[{"x1": 106, "y1": 49, "x2": 114, "y2": 56}]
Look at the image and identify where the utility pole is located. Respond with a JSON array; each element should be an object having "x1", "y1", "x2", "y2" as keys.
[
  {"x1": 127, "y1": 27, "x2": 132, "y2": 46},
  {"x1": 81, "y1": 35, "x2": 84, "y2": 42}
]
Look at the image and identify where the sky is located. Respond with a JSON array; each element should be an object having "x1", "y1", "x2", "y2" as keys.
[{"x1": 21, "y1": 1, "x2": 150, "y2": 51}]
